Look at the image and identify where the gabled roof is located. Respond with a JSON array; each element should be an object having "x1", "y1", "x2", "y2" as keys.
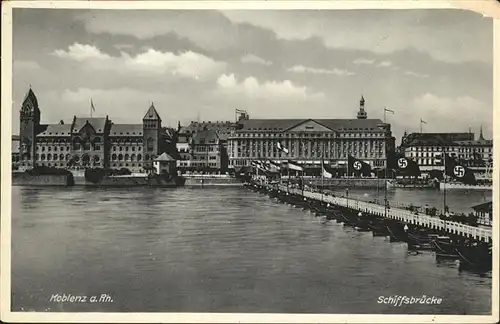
[
  {"x1": 72, "y1": 117, "x2": 108, "y2": 133},
  {"x1": 154, "y1": 152, "x2": 176, "y2": 161},
  {"x1": 22, "y1": 88, "x2": 39, "y2": 108},
  {"x1": 282, "y1": 119, "x2": 334, "y2": 132},
  {"x1": 191, "y1": 129, "x2": 219, "y2": 145},
  {"x1": 37, "y1": 124, "x2": 72, "y2": 137},
  {"x1": 143, "y1": 103, "x2": 161, "y2": 121},
  {"x1": 109, "y1": 124, "x2": 143, "y2": 136}
]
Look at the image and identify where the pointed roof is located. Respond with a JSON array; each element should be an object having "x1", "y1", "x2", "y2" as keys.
[
  {"x1": 72, "y1": 117, "x2": 108, "y2": 133},
  {"x1": 479, "y1": 125, "x2": 485, "y2": 141},
  {"x1": 143, "y1": 102, "x2": 161, "y2": 121},
  {"x1": 22, "y1": 88, "x2": 39, "y2": 108},
  {"x1": 154, "y1": 152, "x2": 176, "y2": 162},
  {"x1": 360, "y1": 95, "x2": 365, "y2": 105}
]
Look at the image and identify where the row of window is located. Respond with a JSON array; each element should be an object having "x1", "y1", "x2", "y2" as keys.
[
  {"x1": 233, "y1": 132, "x2": 385, "y2": 139},
  {"x1": 31, "y1": 162, "x2": 145, "y2": 169},
  {"x1": 410, "y1": 146, "x2": 492, "y2": 152},
  {"x1": 233, "y1": 152, "x2": 385, "y2": 159},
  {"x1": 112, "y1": 146, "x2": 143, "y2": 152},
  {"x1": 110, "y1": 154, "x2": 143, "y2": 161}
]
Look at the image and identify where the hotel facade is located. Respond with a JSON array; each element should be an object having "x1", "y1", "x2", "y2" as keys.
[
  {"x1": 227, "y1": 97, "x2": 396, "y2": 170},
  {"x1": 399, "y1": 131, "x2": 493, "y2": 176}
]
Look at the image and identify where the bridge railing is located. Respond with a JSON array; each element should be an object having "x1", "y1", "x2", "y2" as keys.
[{"x1": 276, "y1": 185, "x2": 491, "y2": 242}]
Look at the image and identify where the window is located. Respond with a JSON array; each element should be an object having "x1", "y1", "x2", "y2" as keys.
[
  {"x1": 95, "y1": 145, "x2": 101, "y2": 151},
  {"x1": 118, "y1": 154, "x2": 123, "y2": 161},
  {"x1": 112, "y1": 154, "x2": 117, "y2": 161},
  {"x1": 147, "y1": 138, "x2": 154, "y2": 152}
]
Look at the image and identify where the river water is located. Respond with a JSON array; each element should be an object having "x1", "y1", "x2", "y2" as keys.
[{"x1": 11, "y1": 186, "x2": 492, "y2": 314}]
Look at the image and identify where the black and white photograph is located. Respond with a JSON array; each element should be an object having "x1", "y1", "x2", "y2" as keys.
[{"x1": 1, "y1": 1, "x2": 498, "y2": 323}]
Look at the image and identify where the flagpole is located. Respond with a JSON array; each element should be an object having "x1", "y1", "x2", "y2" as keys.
[
  {"x1": 346, "y1": 155, "x2": 349, "y2": 209},
  {"x1": 443, "y1": 153, "x2": 447, "y2": 214},
  {"x1": 321, "y1": 155, "x2": 324, "y2": 202}
]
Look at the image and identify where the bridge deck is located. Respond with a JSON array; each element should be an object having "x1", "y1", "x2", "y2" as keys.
[{"x1": 277, "y1": 185, "x2": 492, "y2": 243}]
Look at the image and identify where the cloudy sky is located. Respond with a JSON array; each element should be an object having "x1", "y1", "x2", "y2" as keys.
[{"x1": 12, "y1": 8, "x2": 492, "y2": 142}]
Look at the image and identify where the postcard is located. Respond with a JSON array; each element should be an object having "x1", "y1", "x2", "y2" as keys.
[{"x1": 1, "y1": 1, "x2": 499, "y2": 323}]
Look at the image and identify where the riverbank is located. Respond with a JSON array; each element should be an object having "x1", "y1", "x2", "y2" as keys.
[
  {"x1": 12, "y1": 171, "x2": 184, "y2": 187},
  {"x1": 12, "y1": 172, "x2": 73, "y2": 186},
  {"x1": 182, "y1": 174, "x2": 243, "y2": 187}
]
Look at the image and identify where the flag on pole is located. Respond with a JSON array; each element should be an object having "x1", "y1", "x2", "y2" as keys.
[
  {"x1": 440, "y1": 153, "x2": 477, "y2": 185},
  {"x1": 420, "y1": 119, "x2": 427, "y2": 124},
  {"x1": 387, "y1": 152, "x2": 421, "y2": 177},
  {"x1": 277, "y1": 142, "x2": 289, "y2": 154},
  {"x1": 347, "y1": 155, "x2": 372, "y2": 177},
  {"x1": 384, "y1": 108, "x2": 394, "y2": 114},
  {"x1": 91, "y1": 99, "x2": 96, "y2": 112},
  {"x1": 287, "y1": 160, "x2": 304, "y2": 172},
  {"x1": 268, "y1": 160, "x2": 281, "y2": 171},
  {"x1": 322, "y1": 161, "x2": 333, "y2": 179}
]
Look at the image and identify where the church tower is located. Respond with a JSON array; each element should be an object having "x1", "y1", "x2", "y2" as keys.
[
  {"x1": 479, "y1": 125, "x2": 485, "y2": 141},
  {"x1": 142, "y1": 102, "x2": 162, "y2": 164},
  {"x1": 357, "y1": 95, "x2": 367, "y2": 119},
  {"x1": 19, "y1": 88, "x2": 41, "y2": 169}
]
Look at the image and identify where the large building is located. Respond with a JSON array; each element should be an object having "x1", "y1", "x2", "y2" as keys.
[
  {"x1": 176, "y1": 120, "x2": 234, "y2": 172},
  {"x1": 228, "y1": 97, "x2": 396, "y2": 170},
  {"x1": 399, "y1": 129, "x2": 493, "y2": 173},
  {"x1": 16, "y1": 88, "x2": 172, "y2": 173}
]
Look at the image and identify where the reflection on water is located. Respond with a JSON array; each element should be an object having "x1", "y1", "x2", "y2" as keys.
[{"x1": 11, "y1": 186, "x2": 491, "y2": 314}]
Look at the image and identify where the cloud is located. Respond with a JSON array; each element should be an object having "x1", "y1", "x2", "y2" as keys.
[
  {"x1": 114, "y1": 44, "x2": 134, "y2": 50},
  {"x1": 353, "y1": 58, "x2": 375, "y2": 65},
  {"x1": 376, "y1": 61, "x2": 393, "y2": 68},
  {"x1": 404, "y1": 71, "x2": 430, "y2": 78},
  {"x1": 409, "y1": 93, "x2": 491, "y2": 134},
  {"x1": 222, "y1": 10, "x2": 492, "y2": 64},
  {"x1": 53, "y1": 43, "x2": 112, "y2": 61},
  {"x1": 52, "y1": 43, "x2": 226, "y2": 79},
  {"x1": 240, "y1": 54, "x2": 272, "y2": 66},
  {"x1": 216, "y1": 73, "x2": 325, "y2": 101},
  {"x1": 288, "y1": 65, "x2": 355, "y2": 76}
]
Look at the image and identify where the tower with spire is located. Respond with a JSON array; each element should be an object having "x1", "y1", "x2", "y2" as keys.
[
  {"x1": 357, "y1": 95, "x2": 367, "y2": 119},
  {"x1": 142, "y1": 102, "x2": 162, "y2": 164},
  {"x1": 19, "y1": 87, "x2": 41, "y2": 169},
  {"x1": 478, "y1": 125, "x2": 485, "y2": 141}
]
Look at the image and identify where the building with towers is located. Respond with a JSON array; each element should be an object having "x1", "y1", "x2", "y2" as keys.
[
  {"x1": 357, "y1": 96, "x2": 367, "y2": 119},
  {"x1": 16, "y1": 88, "x2": 172, "y2": 173}
]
